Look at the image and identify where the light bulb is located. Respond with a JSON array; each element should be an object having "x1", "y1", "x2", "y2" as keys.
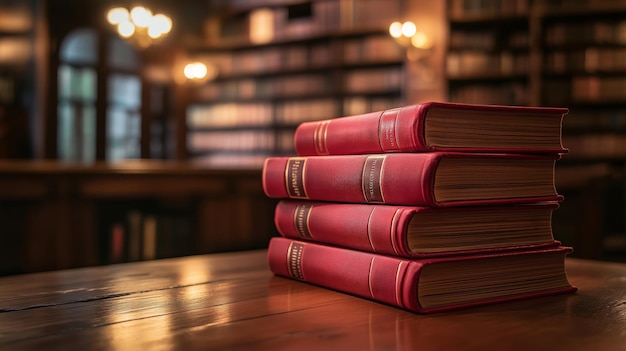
[
  {"x1": 107, "y1": 7, "x2": 129, "y2": 25},
  {"x1": 411, "y1": 32, "x2": 431, "y2": 49},
  {"x1": 130, "y1": 6, "x2": 152, "y2": 28},
  {"x1": 389, "y1": 22, "x2": 402, "y2": 39},
  {"x1": 118, "y1": 21, "x2": 135, "y2": 38},
  {"x1": 401, "y1": 21, "x2": 416, "y2": 38},
  {"x1": 184, "y1": 62, "x2": 208, "y2": 80}
]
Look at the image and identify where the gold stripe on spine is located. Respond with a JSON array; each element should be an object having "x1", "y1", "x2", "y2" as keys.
[
  {"x1": 286, "y1": 241, "x2": 305, "y2": 280},
  {"x1": 389, "y1": 209, "x2": 402, "y2": 256},
  {"x1": 366, "y1": 207, "x2": 377, "y2": 252},
  {"x1": 378, "y1": 108, "x2": 401, "y2": 152},
  {"x1": 293, "y1": 204, "x2": 313, "y2": 239},
  {"x1": 314, "y1": 121, "x2": 330, "y2": 155},
  {"x1": 361, "y1": 155, "x2": 386, "y2": 203},
  {"x1": 368, "y1": 257, "x2": 376, "y2": 299},
  {"x1": 394, "y1": 261, "x2": 404, "y2": 308},
  {"x1": 285, "y1": 157, "x2": 308, "y2": 199}
]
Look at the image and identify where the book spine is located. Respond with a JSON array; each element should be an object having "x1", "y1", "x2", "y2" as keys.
[
  {"x1": 262, "y1": 154, "x2": 437, "y2": 206},
  {"x1": 294, "y1": 104, "x2": 427, "y2": 156},
  {"x1": 267, "y1": 237, "x2": 422, "y2": 312},
  {"x1": 274, "y1": 200, "x2": 415, "y2": 257}
]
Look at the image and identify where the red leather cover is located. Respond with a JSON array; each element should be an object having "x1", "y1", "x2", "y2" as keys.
[
  {"x1": 262, "y1": 152, "x2": 563, "y2": 207},
  {"x1": 267, "y1": 237, "x2": 577, "y2": 314},
  {"x1": 294, "y1": 102, "x2": 569, "y2": 156},
  {"x1": 274, "y1": 200, "x2": 561, "y2": 257}
]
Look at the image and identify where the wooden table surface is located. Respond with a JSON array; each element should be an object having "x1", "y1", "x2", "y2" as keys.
[{"x1": 0, "y1": 250, "x2": 624, "y2": 351}]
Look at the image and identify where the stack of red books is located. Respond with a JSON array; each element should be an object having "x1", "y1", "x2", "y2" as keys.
[{"x1": 262, "y1": 102, "x2": 577, "y2": 313}]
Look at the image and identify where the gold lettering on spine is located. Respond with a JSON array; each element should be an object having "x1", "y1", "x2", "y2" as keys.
[
  {"x1": 378, "y1": 108, "x2": 401, "y2": 152},
  {"x1": 293, "y1": 204, "x2": 313, "y2": 239},
  {"x1": 287, "y1": 242, "x2": 305, "y2": 280},
  {"x1": 313, "y1": 121, "x2": 330, "y2": 155},
  {"x1": 285, "y1": 158, "x2": 308, "y2": 199},
  {"x1": 368, "y1": 257, "x2": 376, "y2": 299},
  {"x1": 361, "y1": 155, "x2": 386, "y2": 203}
]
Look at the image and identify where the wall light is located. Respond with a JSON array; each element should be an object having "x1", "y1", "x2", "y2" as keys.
[
  {"x1": 183, "y1": 62, "x2": 218, "y2": 82},
  {"x1": 389, "y1": 21, "x2": 432, "y2": 50},
  {"x1": 388, "y1": 21, "x2": 433, "y2": 62},
  {"x1": 106, "y1": 6, "x2": 172, "y2": 48}
]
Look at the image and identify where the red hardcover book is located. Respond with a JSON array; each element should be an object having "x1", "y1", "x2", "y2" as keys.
[
  {"x1": 294, "y1": 102, "x2": 568, "y2": 156},
  {"x1": 275, "y1": 200, "x2": 561, "y2": 257},
  {"x1": 262, "y1": 152, "x2": 563, "y2": 207},
  {"x1": 268, "y1": 237, "x2": 577, "y2": 314}
]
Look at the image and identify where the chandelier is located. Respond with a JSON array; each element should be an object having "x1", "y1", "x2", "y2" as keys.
[{"x1": 106, "y1": 6, "x2": 172, "y2": 48}]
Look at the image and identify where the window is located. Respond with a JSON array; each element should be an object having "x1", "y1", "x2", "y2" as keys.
[{"x1": 58, "y1": 28, "x2": 142, "y2": 162}]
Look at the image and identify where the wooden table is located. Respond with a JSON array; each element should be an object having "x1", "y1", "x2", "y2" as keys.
[{"x1": 0, "y1": 250, "x2": 624, "y2": 350}]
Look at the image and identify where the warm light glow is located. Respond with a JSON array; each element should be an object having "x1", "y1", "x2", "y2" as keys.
[
  {"x1": 411, "y1": 32, "x2": 431, "y2": 49},
  {"x1": 130, "y1": 6, "x2": 152, "y2": 28},
  {"x1": 184, "y1": 62, "x2": 208, "y2": 80},
  {"x1": 389, "y1": 21, "x2": 402, "y2": 39},
  {"x1": 107, "y1": 7, "x2": 129, "y2": 25},
  {"x1": 149, "y1": 14, "x2": 172, "y2": 38},
  {"x1": 107, "y1": 6, "x2": 172, "y2": 48},
  {"x1": 401, "y1": 21, "x2": 416, "y2": 38},
  {"x1": 249, "y1": 8, "x2": 274, "y2": 44},
  {"x1": 118, "y1": 21, "x2": 135, "y2": 38}
]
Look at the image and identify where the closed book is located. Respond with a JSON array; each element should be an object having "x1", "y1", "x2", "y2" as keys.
[
  {"x1": 275, "y1": 200, "x2": 561, "y2": 257},
  {"x1": 294, "y1": 102, "x2": 568, "y2": 156},
  {"x1": 268, "y1": 237, "x2": 577, "y2": 314},
  {"x1": 262, "y1": 152, "x2": 563, "y2": 207}
]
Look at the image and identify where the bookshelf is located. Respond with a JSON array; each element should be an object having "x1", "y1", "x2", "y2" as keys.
[
  {"x1": 446, "y1": 0, "x2": 531, "y2": 106},
  {"x1": 184, "y1": 0, "x2": 407, "y2": 168},
  {"x1": 446, "y1": 0, "x2": 626, "y2": 261},
  {"x1": 0, "y1": 1, "x2": 34, "y2": 159},
  {"x1": 0, "y1": 161, "x2": 277, "y2": 275}
]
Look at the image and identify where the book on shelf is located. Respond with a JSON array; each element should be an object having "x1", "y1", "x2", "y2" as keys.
[
  {"x1": 267, "y1": 237, "x2": 577, "y2": 314},
  {"x1": 293, "y1": 102, "x2": 568, "y2": 156},
  {"x1": 274, "y1": 200, "x2": 561, "y2": 258},
  {"x1": 262, "y1": 152, "x2": 562, "y2": 207}
]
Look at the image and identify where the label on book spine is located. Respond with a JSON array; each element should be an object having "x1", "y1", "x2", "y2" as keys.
[
  {"x1": 379, "y1": 108, "x2": 401, "y2": 152},
  {"x1": 285, "y1": 158, "x2": 308, "y2": 199},
  {"x1": 313, "y1": 120, "x2": 330, "y2": 155},
  {"x1": 361, "y1": 155, "x2": 386, "y2": 203},
  {"x1": 287, "y1": 242, "x2": 305, "y2": 280},
  {"x1": 293, "y1": 204, "x2": 313, "y2": 238}
]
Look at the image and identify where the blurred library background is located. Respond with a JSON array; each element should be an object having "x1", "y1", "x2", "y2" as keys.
[{"x1": 0, "y1": 0, "x2": 624, "y2": 275}]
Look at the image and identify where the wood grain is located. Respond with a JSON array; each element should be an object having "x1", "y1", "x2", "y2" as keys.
[{"x1": 0, "y1": 250, "x2": 624, "y2": 350}]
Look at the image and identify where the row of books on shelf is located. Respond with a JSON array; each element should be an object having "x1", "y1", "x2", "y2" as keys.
[
  {"x1": 545, "y1": 20, "x2": 626, "y2": 46},
  {"x1": 187, "y1": 97, "x2": 401, "y2": 129},
  {"x1": 196, "y1": 35, "x2": 402, "y2": 78},
  {"x1": 192, "y1": 153, "x2": 270, "y2": 169},
  {"x1": 261, "y1": 101, "x2": 575, "y2": 314},
  {"x1": 448, "y1": 0, "x2": 528, "y2": 18},
  {"x1": 564, "y1": 133, "x2": 626, "y2": 159},
  {"x1": 108, "y1": 210, "x2": 193, "y2": 264},
  {"x1": 448, "y1": 82, "x2": 529, "y2": 106},
  {"x1": 194, "y1": 67, "x2": 402, "y2": 101},
  {"x1": 446, "y1": 52, "x2": 529, "y2": 78},
  {"x1": 188, "y1": 130, "x2": 289, "y2": 152},
  {"x1": 572, "y1": 76, "x2": 626, "y2": 102},
  {"x1": 209, "y1": 0, "x2": 400, "y2": 45},
  {"x1": 545, "y1": 48, "x2": 626, "y2": 73},
  {"x1": 448, "y1": 29, "x2": 529, "y2": 50},
  {"x1": 543, "y1": 77, "x2": 626, "y2": 104},
  {"x1": 564, "y1": 108, "x2": 626, "y2": 130}
]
